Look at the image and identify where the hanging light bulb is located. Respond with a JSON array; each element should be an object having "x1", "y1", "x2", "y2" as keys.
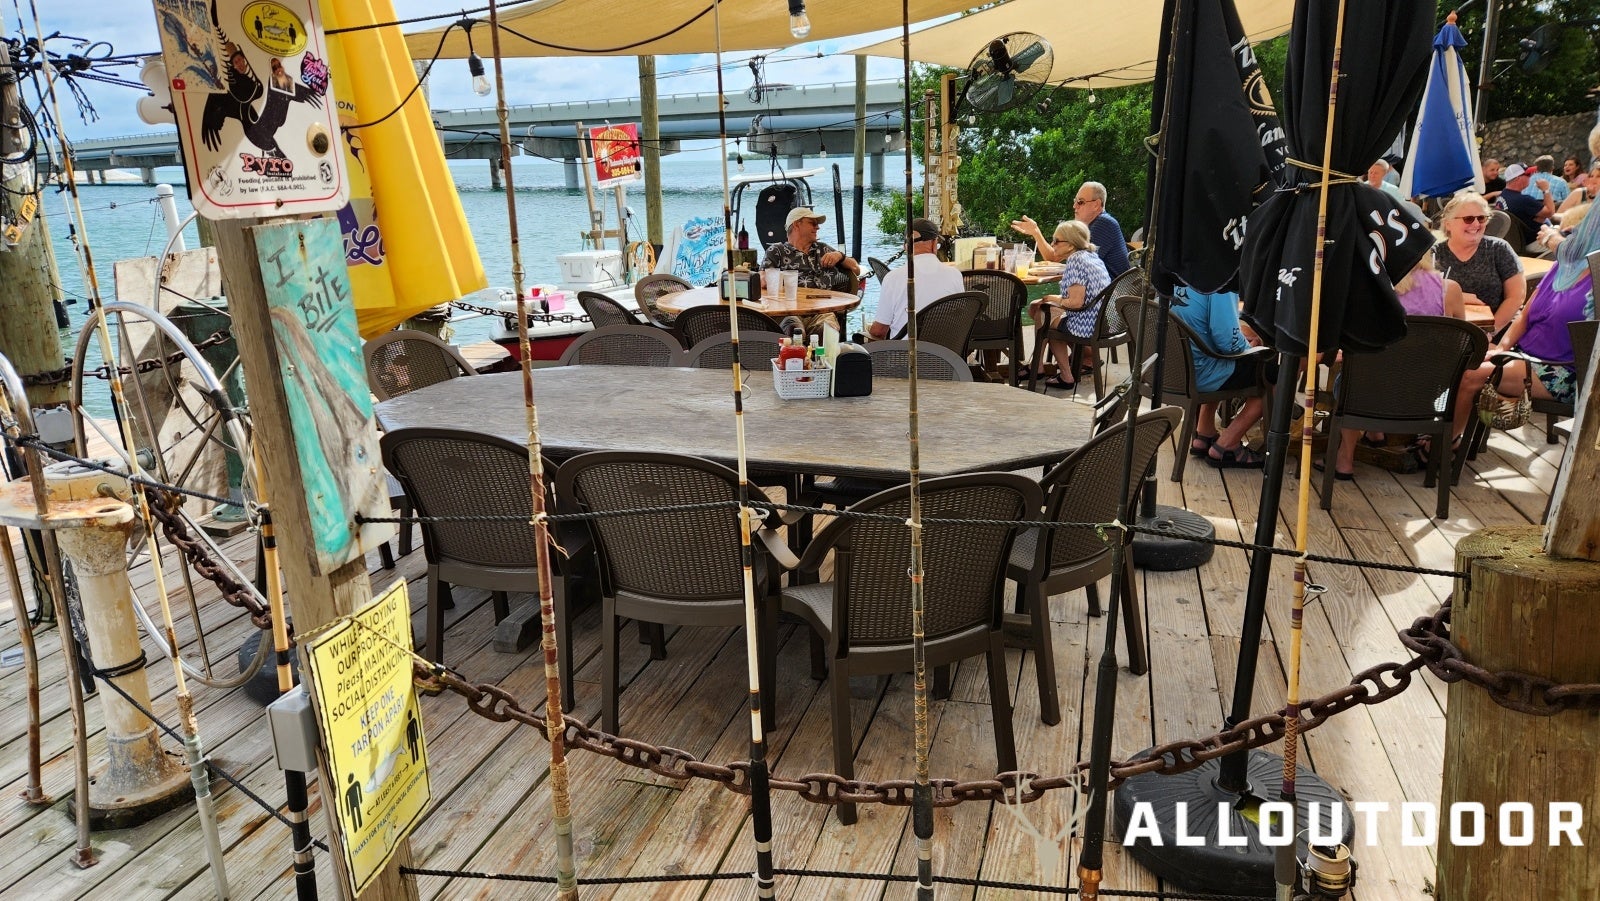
[
  {"x1": 461, "y1": 19, "x2": 492, "y2": 96},
  {"x1": 787, "y1": 0, "x2": 811, "y2": 38},
  {"x1": 818, "y1": 140, "x2": 827, "y2": 160},
  {"x1": 1086, "y1": 78, "x2": 1097, "y2": 106},
  {"x1": 736, "y1": 153, "x2": 745, "y2": 171}
]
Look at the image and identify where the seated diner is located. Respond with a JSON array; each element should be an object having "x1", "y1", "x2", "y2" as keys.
[{"x1": 1433, "y1": 191, "x2": 1524, "y2": 332}]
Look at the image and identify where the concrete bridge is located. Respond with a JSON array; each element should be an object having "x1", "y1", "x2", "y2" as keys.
[{"x1": 70, "y1": 79, "x2": 906, "y2": 188}]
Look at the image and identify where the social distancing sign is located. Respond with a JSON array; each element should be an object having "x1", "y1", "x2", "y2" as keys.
[{"x1": 305, "y1": 579, "x2": 429, "y2": 896}]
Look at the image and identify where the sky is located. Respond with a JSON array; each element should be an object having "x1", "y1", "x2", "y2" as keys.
[{"x1": 23, "y1": 0, "x2": 924, "y2": 142}]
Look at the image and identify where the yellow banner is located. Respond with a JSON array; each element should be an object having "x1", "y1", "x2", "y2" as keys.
[{"x1": 305, "y1": 579, "x2": 430, "y2": 896}]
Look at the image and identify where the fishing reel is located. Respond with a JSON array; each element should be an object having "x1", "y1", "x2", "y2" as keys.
[{"x1": 1294, "y1": 839, "x2": 1357, "y2": 900}]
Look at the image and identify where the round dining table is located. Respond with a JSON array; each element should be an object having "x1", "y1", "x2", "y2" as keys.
[{"x1": 656, "y1": 285, "x2": 861, "y2": 318}]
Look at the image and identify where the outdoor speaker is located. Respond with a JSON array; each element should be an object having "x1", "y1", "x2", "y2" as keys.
[{"x1": 831, "y1": 347, "x2": 872, "y2": 397}]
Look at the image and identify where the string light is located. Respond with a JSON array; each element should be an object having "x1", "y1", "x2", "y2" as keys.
[
  {"x1": 1086, "y1": 77, "x2": 1097, "y2": 106},
  {"x1": 461, "y1": 19, "x2": 492, "y2": 96},
  {"x1": 818, "y1": 139, "x2": 827, "y2": 159},
  {"x1": 787, "y1": 0, "x2": 811, "y2": 39}
]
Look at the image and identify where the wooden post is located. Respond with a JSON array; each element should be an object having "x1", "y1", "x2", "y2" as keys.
[
  {"x1": 212, "y1": 217, "x2": 416, "y2": 901},
  {"x1": 575, "y1": 122, "x2": 603, "y2": 248},
  {"x1": 1544, "y1": 334, "x2": 1600, "y2": 558},
  {"x1": 1437, "y1": 525, "x2": 1599, "y2": 898},
  {"x1": 639, "y1": 55, "x2": 663, "y2": 246}
]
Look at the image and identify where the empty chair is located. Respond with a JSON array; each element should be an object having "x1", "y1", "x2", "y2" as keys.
[
  {"x1": 556, "y1": 451, "x2": 780, "y2": 735},
  {"x1": 1008, "y1": 409, "x2": 1180, "y2": 723},
  {"x1": 1116, "y1": 295, "x2": 1272, "y2": 481},
  {"x1": 776, "y1": 473, "x2": 1042, "y2": 824},
  {"x1": 558, "y1": 324, "x2": 684, "y2": 367},
  {"x1": 895, "y1": 290, "x2": 985, "y2": 359},
  {"x1": 961, "y1": 270, "x2": 1027, "y2": 385},
  {"x1": 863, "y1": 340, "x2": 974, "y2": 382},
  {"x1": 684, "y1": 331, "x2": 783, "y2": 371},
  {"x1": 672, "y1": 304, "x2": 785, "y2": 349},
  {"x1": 577, "y1": 290, "x2": 641, "y2": 329},
  {"x1": 380, "y1": 429, "x2": 590, "y2": 709},
  {"x1": 363, "y1": 329, "x2": 477, "y2": 402},
  {"x1": 634, "y1": 273, "x2": 692, "y2": 328}
]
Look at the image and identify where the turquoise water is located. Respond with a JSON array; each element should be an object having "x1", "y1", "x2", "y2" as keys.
[{"x1": 52, "y1": 155, "x2": 909, "y2": 416}]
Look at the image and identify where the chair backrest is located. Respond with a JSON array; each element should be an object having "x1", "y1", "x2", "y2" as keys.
[
  {"x1": 961, "y1": 270, "x2": 1028, "y2": 345},
  {"x1": 685, "y1": 331, "x2": 784, "y2": 371},
  {"x1": 364, "y1": 329, "x2": 477, "y2": 402},
  {"x1": 868, "y1": 257, "x2": 892, "y2": 283},
  {"x1": 634, "y1": 273, "x2": 692, "y2": 327},
  {"x1": 1116, "y1": 295, "x2": 1201, "y2": 399},
  {"x1": 820, "y1": 473, "x2": 1041, "y2": 649},
  {"x1": 380, "y1": 427, "x2": 547, "y2": 570},
  {"x1": 1484, "y1": 209, "x2": 1514, "y2": 242},
  {"x1": 1570, "y1": 319, "x2": 1598, "y2": 387},
  {"x1": 863, "y1": 340, "x2": 974, "y2": 381},
  {"x1": 1099, "y1": 267, "x2": 1147, "y2": 343},
  {"x1": 672, "y1": 304, "x2": 784, "y2": 349},
  {"x1": 556, "y1": 451, "x2": 754, "y2": 601},
  {"x1": 1037, "y1": 408, "x2": 1180, "y2": 573},
  {"x1": 1336, "y1": 316, "x2": 1487, "y2": 423},
  {"x1": 577, "y1": 290, "x2": 639, "y2": 329},
  {"x1": 558, "y1": 324, "x2": 684, "y2": 367},
  {"x1": 908, "y1": 291, "x2": 986, "y2": 357}
]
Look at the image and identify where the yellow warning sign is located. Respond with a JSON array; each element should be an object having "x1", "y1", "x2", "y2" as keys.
[{"x1": 305, "y1": 579, "x2": 429, "y2": 896}]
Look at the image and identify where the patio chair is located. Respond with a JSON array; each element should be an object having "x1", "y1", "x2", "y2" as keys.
[
  {"x1": 961, "y1": 269, "x2": 1027, "y2": 385},
  {"x1": 772, "y1": 472, "x2": 1042, "y2": 824},
  {"x1": 684, "y1": 331, "x2": 783, "y2": 371},
  {"x1": 555, "y1": 451, "x2": 781, "y2": 736},
  {"x1": 557, "y1": 324, "x2": 684, "y2": 367},
  {"x1": 1116, "y1": 295, "x2": 1273, "y2": 482},
  {"x1": 363, "y1": 328, "x2": 477, "y2": 402},
  {"x1": 634, "y1": 273, "x2": 691, "y2": 328},
  {"x1": 868, "y1": 257, "x2": 892, "y2": 282},
  {"x1": 894, "y1": 290, "x2": 985, "y2": 359},
  {"x1": 577, "y1": 290, "x2": 641, "y2": 329},
  {"x1": 672, "y1": 304, "x2": 785, "y2": 349},
  {"x1": 863, "y1": 340, "x2": 974, "y2": 382},
  {"x1": 380, "y1": 428, "x2": 591, "y2": 710},
  {"x1": 1008, "y1": 408, "x2": 1180, "y2": 717},
  {"x1": 1029, "y1": 268, "x2": 1143, "y2": 399},
  {"x1": 1321, "y1": 317, "x2": 1485, "y2": 519}
]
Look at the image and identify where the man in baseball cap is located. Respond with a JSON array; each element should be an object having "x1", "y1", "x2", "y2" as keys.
[
  {"x1": 762, "y1": 207, "x2": 861, "y2": 295},
  {"x1": 870, "y1": 217, "x2": 963, "y2": 340}
]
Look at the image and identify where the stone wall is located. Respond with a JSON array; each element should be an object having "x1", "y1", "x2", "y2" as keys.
[{"x1": 1480, "y1": 112, "x2": 1598, "y2": 167}]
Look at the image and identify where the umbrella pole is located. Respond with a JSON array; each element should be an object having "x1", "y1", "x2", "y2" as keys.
[
  {"x1": 485, "y1": 2, "x2": 579, "y2": 897},
  {"x1": 1279, "y1": 1, "x2": 1351, "y2": 898},
  {"x1": 711, "y1": 4, "x2": 778, "y2": 897}
]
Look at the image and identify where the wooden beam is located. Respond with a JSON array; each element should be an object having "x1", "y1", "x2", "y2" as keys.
[{"x1": 1544, "y1": 335, "x2": 1600, "y2": 559}]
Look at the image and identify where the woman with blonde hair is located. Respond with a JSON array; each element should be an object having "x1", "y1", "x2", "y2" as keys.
[
  {"x1": 1433, "y1": 190, "x2": 1525, "y2": 331},
  {"x1": 1394, "y1": 251, "x2": 1466, "y2": 319},
  {"x1": 1022, "y1": 219, "x2": 1110, "y2": 390}
]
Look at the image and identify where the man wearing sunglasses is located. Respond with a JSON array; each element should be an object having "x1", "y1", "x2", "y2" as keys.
[{"x1": 1010, "y1": 180, "x2": 1131, "y2": 279}]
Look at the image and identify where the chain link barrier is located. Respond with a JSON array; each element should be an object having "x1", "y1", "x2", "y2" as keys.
[
  {"x1": 20, "y1": 329, "x2": 234, "y2": 388},
  {"x1": 449, "y1": 298, "x2": 592, "y2": 329}
]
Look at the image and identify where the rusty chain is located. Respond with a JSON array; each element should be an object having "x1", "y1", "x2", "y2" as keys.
[
  {"x1": 142, "y1": 485, "x2": 286, "y2": 637},
  {"x1": 19, "y1": 329, "x2": 234, "y2": 388}
]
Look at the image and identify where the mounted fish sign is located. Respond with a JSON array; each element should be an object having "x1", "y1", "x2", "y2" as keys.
[{"x1": 154, "y1": 0, "x2": 347, "y2": 218}]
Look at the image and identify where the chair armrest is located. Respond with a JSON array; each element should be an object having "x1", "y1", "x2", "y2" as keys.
[
  {"x1": 754, "y1": 527, "x2": 802, "y2": 571},
  {"x1": 1212, "y1": 344, "x2": 1275, "y2": 363}
]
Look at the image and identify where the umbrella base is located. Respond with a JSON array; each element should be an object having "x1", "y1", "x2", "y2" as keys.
[
  {"x1": 1131, "y1": 505, "x2": 1216, "y2": 571},
  {"x1": 1113, "y1": 750, "x2": 1352, "y2": 895}
]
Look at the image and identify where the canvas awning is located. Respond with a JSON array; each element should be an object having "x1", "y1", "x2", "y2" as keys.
[
  {"x1": 849, "y1": 0, "x2": 1295, "y2": 87},
  {"x1": 404, "y1": 0, "x2": 981, "y2": 60}
]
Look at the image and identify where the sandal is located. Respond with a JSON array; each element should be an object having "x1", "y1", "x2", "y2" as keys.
[
  {"x1": 1359, "y1": 432, "x2": 1387, "y2": 449},
  {"x1": 1207, "y1": 443, "x2": 1266, "y2": 469},
  {"x1": 1312, "y1": 459, "x2": 1355, "y2": 481},
  {"x1": 1190, "y1": 434, "x2": 1220, "y2": 457},
  {"x1": 1041, "y1": 374, "x2": 1076, "y2": 390},
  {"x1": 1410, "y1": 435, "x2": 1462, "y2": 467}
]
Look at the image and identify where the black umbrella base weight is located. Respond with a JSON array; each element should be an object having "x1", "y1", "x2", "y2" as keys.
[
  {"x1": 239, "y1": 631, "x2": 300, "y2": 705},
  {"x1": 1131, "y1": 504, "x2": 1216, "y2": 571},
  {"x1": 1113, "y1": 750, "x2": 1352, "y2": 895}
]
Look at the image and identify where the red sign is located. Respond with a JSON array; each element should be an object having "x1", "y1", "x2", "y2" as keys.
[{"x1": 589, "y1": 123, "x2": 641, "y2": 187}]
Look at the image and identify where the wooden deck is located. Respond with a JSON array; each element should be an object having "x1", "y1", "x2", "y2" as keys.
[{"x1": 0, "y1": 379, "x2": 1563, "y2": 900}]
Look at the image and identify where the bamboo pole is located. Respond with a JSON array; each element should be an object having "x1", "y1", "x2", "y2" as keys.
[
  {"x1": 481, "y1": 2, "x2": 578, "y2": 896},
  {"x1": 1280, "y1": 2, "x2": 1349, "y2": 898},
  {"x1": 712, "y1": 3, "x2": 777, "y2": 895}
]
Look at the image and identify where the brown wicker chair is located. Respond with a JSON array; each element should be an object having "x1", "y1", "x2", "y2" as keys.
[
  {"x1": 1116, "y1": 295, "x2": 1273, "y2": 481},
  {"x1": 684, "y1": 331, "x2": 784, "y2": 371},
  {"x1": 894, "y1": 291, "x2": 985, "y2": 359},
  {"x1": 1008, "y1": 408, "x2": 1180, "y2": 721},
  {"x1": 380, "y1": 428, "x2": 591, "y2": 710},
  {"x1": 556, "y1": 451, "x2": 780, "y2": 736},
  {"x1": 634, "y1": 273, "x2": 692, "y2": 328},
  {"x1": 862, "y1": 340, "x2": 974, "y2": 382},
  {"x1": 577, "y1": 290, "x2": 641, "y2": 329},
  {"x1": 363, "y1": 329, "x2": 477, "y2": 402},
  {"x1": 961, "y1": 270, "x2": 1028, "y2": 385},
  {"x1": 672, "y1": 304, "x2": 785, "y2": 349},
  {"x1": 557, "y1": 324, "x2": 684, "y2": 367},
  {"x1": 1030, "y1": 268, "x2": 1143, "y2": 399},
  {"x1": 775, "y1": 472, "x2": 1042, "y2": 824},
  {"x1": 1321, "y1": 317, "x2": 1485, "y2": 519}
]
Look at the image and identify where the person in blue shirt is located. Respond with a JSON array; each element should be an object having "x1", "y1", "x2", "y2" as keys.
[
  {"x1": 1168, "y1": 287, "x2": 1271, "y2": 468},
  {"x1": 1011, "y1": 180, "x2": 1131, "y2": 279}
]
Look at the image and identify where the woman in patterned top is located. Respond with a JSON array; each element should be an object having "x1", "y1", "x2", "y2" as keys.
[{"x1": 1023, "y1": 220, "x2": 1110, "y2": 390}]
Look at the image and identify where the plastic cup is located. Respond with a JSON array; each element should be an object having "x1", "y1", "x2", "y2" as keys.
[
  {"x1": 763, "y1": 268, "x2": 781, "y2": 298},
  {"x1": 781, "y1": 270, "x2": 799, "y2": 302}
]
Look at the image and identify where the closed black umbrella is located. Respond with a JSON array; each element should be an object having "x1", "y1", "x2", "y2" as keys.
[{"x1": 1240, "y1": 0, "x2": 1435, "y2": 355}]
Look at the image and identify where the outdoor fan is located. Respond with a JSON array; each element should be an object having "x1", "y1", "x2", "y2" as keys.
[{"x1": 961, "y1": 33, "x2": 1054, "y2": 113}]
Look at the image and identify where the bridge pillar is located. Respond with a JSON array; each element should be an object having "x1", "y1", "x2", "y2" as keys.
[
  {"x1": 139, "y1": 167, "x2": 155, "y2": 185},
  {"x1": 870, "y1": 152, "x2": 885, "y2": 189},
  {"x1": 787, "y1": 154, "x2": 804, "y2": 170},
  {"x1": 563, "y1": 158, "x2": 580, "y2": 190},
  {"x1": 489, "y1": 157, "x2": 502, "y2": 191}
]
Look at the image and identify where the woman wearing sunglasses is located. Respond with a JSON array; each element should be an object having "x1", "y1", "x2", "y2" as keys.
[{"x1": 1433, "y1": 192, "x2": 1526, "y2": 332}]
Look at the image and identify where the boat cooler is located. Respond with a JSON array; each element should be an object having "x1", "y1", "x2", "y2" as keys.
[{"x1": 556, "y1": 250, "x2": 625, "y2": 291}]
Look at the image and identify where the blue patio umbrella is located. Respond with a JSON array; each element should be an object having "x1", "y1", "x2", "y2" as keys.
[{"x1": 1400, "y1": 14, "x2": 1485, "y2": 199}]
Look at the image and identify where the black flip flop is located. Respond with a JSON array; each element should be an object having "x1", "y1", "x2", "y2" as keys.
[
  {"x1": 1207, "y1": 445, "x2": 1265, "y2": 469},
  {"x1": 1190, "y1": 434, "x2": 1219, "y2": 457},
  {"x1": 1312, "y1": 459, "x2": 1355, "y2": 481},
  {"x1": 1041, "y1": 374, "x2": 1076, "y2": 391}
]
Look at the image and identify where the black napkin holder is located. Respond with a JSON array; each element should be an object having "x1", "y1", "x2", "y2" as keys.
[{"x1": 831, "y1": 348, "x2": 872, "y2": 397}]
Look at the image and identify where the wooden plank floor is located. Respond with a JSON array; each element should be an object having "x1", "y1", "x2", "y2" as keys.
[{"x1": 0, "y1": 374, "x2": 1558, "y2": 900}]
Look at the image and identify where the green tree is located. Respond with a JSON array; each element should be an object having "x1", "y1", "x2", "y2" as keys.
[{"x1": 1453, "y1": 0, "x2": 1599, "y2": 120}]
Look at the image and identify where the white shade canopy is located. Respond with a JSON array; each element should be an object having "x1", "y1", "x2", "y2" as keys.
[
  {"x1": 848, "y1": 0, "x2": 1295, "y2": 87},
  {"x1": 404, "y1": 0, "x2": 982, "y2": 60}
]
